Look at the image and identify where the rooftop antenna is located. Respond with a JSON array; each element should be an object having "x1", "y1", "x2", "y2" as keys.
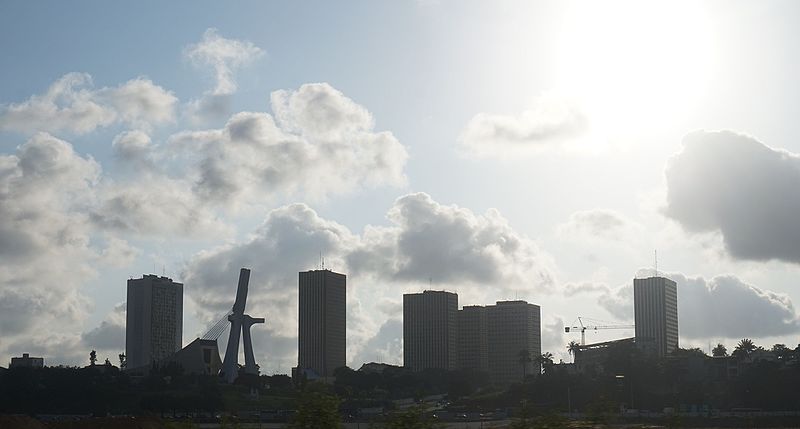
[
  {"x1": 322, "y1": 255, "x2": 325, "y2": 270},
  {"x1": 654, "y1": 249, "x2": 658, "y2": 277}
]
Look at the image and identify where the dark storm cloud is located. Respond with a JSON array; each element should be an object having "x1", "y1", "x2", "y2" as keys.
[{"x1": 665, "y1": 130, "x2": 800, "y2": 263}]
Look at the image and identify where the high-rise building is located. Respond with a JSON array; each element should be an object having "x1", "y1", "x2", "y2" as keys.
[
  {"x1": 634, "y1": 276, "x2": 678, "y2": 357},
  {"x1": 298, "y1": 269, "x2": 346, "y2": 377},
  {"x1": 125, "y1": 275, "x2": 183, "y2": 370},
  {"x1": 458, "y1": 305, "x2": 488, "y2": 372},
  {"x1": 487, "y1": 300, "x2": 541, "y2": 385},
  {"x1": 403, "y1": 290, "x2": 458, "y2": 372}
]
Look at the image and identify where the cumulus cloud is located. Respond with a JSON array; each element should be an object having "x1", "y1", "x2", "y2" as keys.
[
  {"x1": 112, "y1": 130, "x2": 156, "y2": 171},
  {"x1": 0, "y1": 132, "x2": 229, "y2": 365},
  {"x1": 349, "y1": 193, "x2": 556, "y2": 293},
  {"x1": 0, "y1": 73, "x2": 177, "y2": 134},
  {"x1": 81, "y1": 302, "x2": 127, "y2": 352},
  {"x1": 174, "y1": 83, "x2": 408, "y2": 204},
  {"x1": 665, "y1": 130, "x2": 800, "y2": 263},
  {"x1": 184, "y1": 28, "x2": 264, "y2": 96},
  {"x1": 557, "y1": 209, "x2": 642, "y2": 242},
  {"x1": 181, "y1": 193, "x2": 556, "y2": 371},
  {"x1": 90, "y1": 178, "x2": 231, "y2": 238},
  {"x1": 350, "y1": 319, "x2": 403, "y2": 366},
  {"x1": 0, "y1": 133, "x2": 100, "y2": 363},
  {"x1": 183, "y1": 28, "x2": 263, "y2": 123},
  {"x1": 594, "y1": 272, "x2": 800, "y2": 339},
  {"x1": 459, "y1": 92, "x2": 588, "y2": 158}
]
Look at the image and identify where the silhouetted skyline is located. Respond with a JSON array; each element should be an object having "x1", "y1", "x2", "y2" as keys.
[{"x1": 1, "y1": 1, "x2": 799, "y2": 378}]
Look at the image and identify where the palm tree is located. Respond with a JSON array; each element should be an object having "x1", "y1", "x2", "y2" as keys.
[
  {"x1": 712, "y1": 343, "x2": 727, "y2": 357},
  {"x1": 733, "y1": 338, "x2": 756, "y2": 358},
  {"x1": 539, "y1": 352, "x2": 555, "y2": 375},
  {"x1": 518, "y1": 349, "x2": 532, "y2": 378},
  {"x1": 567, "y1": 341, "x2": 581, "y2": 363}
]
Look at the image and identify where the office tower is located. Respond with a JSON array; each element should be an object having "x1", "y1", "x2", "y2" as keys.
[
  {"x1": 487, "y1": 300, "x2": 541, "y2": 385},
  {"x1": 125, "y1": 275, "x2": 183, "y2": 370},
  {"x1": 298, "y1": 269, "x2": 346, "y2": 377},
  {"x1": 403, "y1": 290, "x2": 458, "y2": 372},
  {"x1": 634, "y1": 276, "x2": 678, "y2": 357},
  {"x1": 458, "y1": 305, "x2": 488, "y2": 372}
]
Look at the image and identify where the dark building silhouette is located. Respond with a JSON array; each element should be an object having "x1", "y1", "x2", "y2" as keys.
[
  {"x1": 458, "y1": 305, "x2": 488, "y2": 372},
  {"x1": 125, "y1": 275, "x2": 183, "y2": 370},
  {"x1": 10, "y1": 353, "x2": 44, "y2": 369},
  {"x1": 403, "y1": 290, "x2": 458, "y2": 372},
  {"x1": 634, "y1": 276, "x2": 678, "y2": 357},
  {"x1": 298, "y1": 269, "x2": 346, "y2": 377},
  {"x1": 487, "y1": 300, "x2": 541, "y2": 384}
]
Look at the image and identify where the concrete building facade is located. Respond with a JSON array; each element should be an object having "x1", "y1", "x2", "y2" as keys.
[
  {"x1": 403, "y1": 290, "x2": 458, "y2": 372},
  {"x1": 457, "y1": 305, "x2": 488, "y2": 372},
  {"x1": 125, "y1": 275, "x2": 183, "y2": 370},
  {"x1": 10, "y1": 353, "x2": 44, "y2": 369},
  {"x1": 634, "y1": 276, "x2": 678, "y2": 357},
  {"x1": 487, "y1": 300, "x2": 541, "y2": 385},
  {"x1": 298, "y1": 269, "x2": 346, "y2": 377}
]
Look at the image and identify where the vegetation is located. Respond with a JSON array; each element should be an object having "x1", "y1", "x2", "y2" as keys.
[
  {"x1": 2, "y1": 339, "x2": 800, "y2": 425},
  {"x1": 287, "y1": 390, "x2": 342, "y2": 429}
]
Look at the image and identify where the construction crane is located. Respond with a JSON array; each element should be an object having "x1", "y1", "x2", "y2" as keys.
[{"x1": 564, "y1": 317, "x2": 635, "y2": 345}]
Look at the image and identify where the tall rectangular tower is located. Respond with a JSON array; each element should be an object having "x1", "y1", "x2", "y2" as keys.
[
  {"x1": 487, "y1": 300, "x2": 541, "y2": 385},
  {"x1": 458, "y1": 305, "x2": 488, "y2": 372},
  {"x1": 634, "y1": 276, "x2": 678, "y2": 357},
  {"x1": 126, "y1": 275, "x2": 183, "y2": 370},
  {"x1": 403, "y1": 290, "x2": 458, "y2": 372},
  {"x1": 298, "y1": 269, "x2": 346, "y2": 377}
]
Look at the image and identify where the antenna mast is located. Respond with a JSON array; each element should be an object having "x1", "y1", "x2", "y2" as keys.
[{"x1": 654, "y1": 249, "x2": 658, "y2": 277}]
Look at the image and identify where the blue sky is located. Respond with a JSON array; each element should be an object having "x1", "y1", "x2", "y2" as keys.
[{"x1": 2, "y1": 1, "x2": 800, "y2": 372}]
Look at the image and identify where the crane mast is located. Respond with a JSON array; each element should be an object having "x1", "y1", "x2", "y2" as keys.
[{"x1": 564, "y1": 316, "x2": 634, "y2": 345}]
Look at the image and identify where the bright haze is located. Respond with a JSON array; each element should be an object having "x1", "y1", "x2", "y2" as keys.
[{"x1": 1, "y1": 1, "x2": 799, "y2": 372}]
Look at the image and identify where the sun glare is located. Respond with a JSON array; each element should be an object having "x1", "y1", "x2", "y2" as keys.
[{"x1": 555, "y1": 2, "x2": 714, "y2": 137}]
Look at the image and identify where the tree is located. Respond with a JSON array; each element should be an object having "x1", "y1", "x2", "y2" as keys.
[
  {"x1": 733, "y1": 338, "x2": 756, "y2": 358},
  {"x1": 538, "y1": 352, "x2": 555, "y2": 375},
  {"x1": 385, "y1": 405, "x2": 443, "y2": 429},
  {"x1": 118, "y1": 353, "x2": 126, "y2": 369},
  {"x1": 518, "y1": 349, "x2": 532, "y2": 378},
  {"x1": 567, "y1": 341, "x2": 581, "y2": 363},
  {"x1": 89, "y1": 350, "x2": 97, "y2": 366},
  {"x1": 712, "y1": 343, "x2": 728, "y2": 357},
  {"x1": 771, "y1": 344, "x2": 792, "y2": 361},
  {"x1": 287, "y1": 391, "x2": 342, "y2": 429}
]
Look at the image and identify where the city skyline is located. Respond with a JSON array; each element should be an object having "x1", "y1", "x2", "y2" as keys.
[{"x1": 2, "y1": 1, "x2": 800, "y2": 375}]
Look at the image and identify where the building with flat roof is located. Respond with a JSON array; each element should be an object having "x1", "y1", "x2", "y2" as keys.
[
  {"x1": 487, "y1": 300, "x2": 541, "y2": 385},
  {"x1": 458, "y1": 305, "x2": 488, "y2": 372},
  {"x1": 298, "y1": 269, "x2": 346, "y2": 377},
  {"x1": 634, "y1": 276, "x2": 678, "y2": 357},
  {"x1": 10, "y1": 353, "x2": 44, "y2": 369},
  {"x1": 126, "y1": 274, "x2": 183, "y2": 370},
  {"x1": 403, "y1": 290, "x2": 458, "y2": 372}
]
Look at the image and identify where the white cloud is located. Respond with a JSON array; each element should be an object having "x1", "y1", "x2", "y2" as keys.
[
  {"x1": 665, "y1": 130, "x2": 800, "y2": 264},
  {"x1": 459, "y1": 92, "x2": 588, "y2": 158},
  {"x1": 174, "y1": 83, "x2": 408, "y2": 205},
  {"x1": 348, "y1": 193, "x2": 556, "y2": 294},
  {"x1": 593, "y1": 272, "x2": 800, "y2": 339},
  {"x1": 181, "y1": 193, "x2": 556, "y2": 371},
  {"x1": 184, "y1": 28, "x2": 264, "y2": 96},
  {"x1": 557, "y1": 209, "x2": 642, "y2": 243},
  {"x1": 0, "y1": 73, "x2": 177, "y2": 135},
  {"x1": 0, "y1": 133, "x2": 100, "y2": 364}
]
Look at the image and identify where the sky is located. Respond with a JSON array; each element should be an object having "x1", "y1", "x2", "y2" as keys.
[{"x1": 1, "y1": 0, "x2": 800, "y2": 373}]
